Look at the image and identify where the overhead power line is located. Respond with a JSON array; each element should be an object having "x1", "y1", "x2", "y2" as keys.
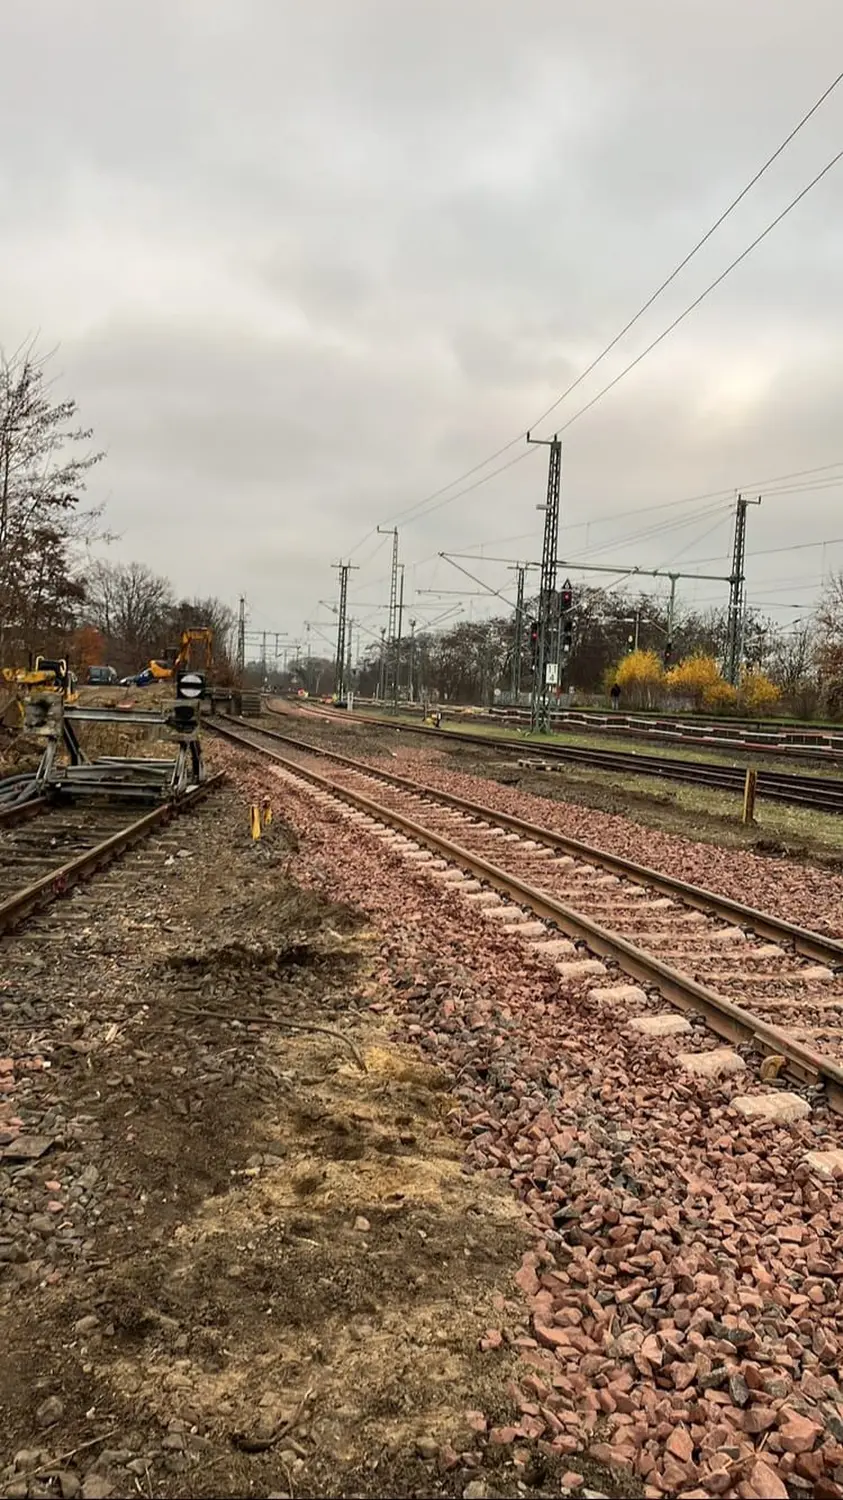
[
  {"x1": 525, "y1": 69, "x2": 843, "y2": 437},
  {"x1": 352, "y1": 67, "x2": 843, "y2": 542},
  {"x1": 372, "y1": 144, "x2": 842, "y2": 532},
  {"x1": 447, "y1": 458, "x2": 843, "y2": 562},
  {"x1": 554, "y1": 149, "x2": 843, "y2": 434}
]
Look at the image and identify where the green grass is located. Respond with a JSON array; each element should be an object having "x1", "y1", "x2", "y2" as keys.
[{"x1": 503, "y1": 761, "x2": 843, "y2": 862}]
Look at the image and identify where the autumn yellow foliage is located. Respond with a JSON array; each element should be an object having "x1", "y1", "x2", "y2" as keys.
[
  {"x1": 609, "y1": 649, "x2": 664, "y2": 705},
  {"x1": 664, "y1": 653, "x2": 722, "y2": 708},
  {"x1": 703, "y1": 680, "x2": 739, "y2": 710},
  {"x1": 607, "y1": 649, "x2": 782, "y2": 716},
  {"x1": 739, "y1": 669, "x2": 781, "y2": 714}
]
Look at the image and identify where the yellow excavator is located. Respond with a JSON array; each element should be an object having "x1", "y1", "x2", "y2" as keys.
[
  {"x1": 2, "y1": 657, "x2": 77, "y2": 695},
  {"x1": 138, "y1": 628, "x2": 214, "y2": 686},
  {"x1": 1, "y1": 657, "x2": 78, "y2": 726}
]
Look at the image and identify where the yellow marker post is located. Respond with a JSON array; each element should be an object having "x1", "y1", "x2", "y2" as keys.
[
  {"x1": 742, "y1": 768, "x2": 758, "y2": 825},
  {"x1": 250, "y1": 803, "x2": 262, "y2": 840},
  {"x1": 261, "y1": 797, "x2": 273, "y2": 828}
]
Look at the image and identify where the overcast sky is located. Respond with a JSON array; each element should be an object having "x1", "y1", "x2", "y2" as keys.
[{"x1": 2, "y1": 1, "x2": 842, "y2": 661}]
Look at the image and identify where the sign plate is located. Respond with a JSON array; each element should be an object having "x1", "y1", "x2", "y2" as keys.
[{"x1": 177, "y1": 671, "x2": 204, "y2": 700}]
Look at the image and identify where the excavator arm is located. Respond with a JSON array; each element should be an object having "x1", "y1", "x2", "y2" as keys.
[{"x1": 174, "y1": 628, "x2": 213, "y2": 671}]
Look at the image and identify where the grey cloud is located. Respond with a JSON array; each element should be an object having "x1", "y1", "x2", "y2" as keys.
[{"x1": 2, "y1": 0, "x2": 843, "y2": 637}]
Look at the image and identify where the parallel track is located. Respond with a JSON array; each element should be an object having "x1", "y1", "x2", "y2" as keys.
[
  {"x1": 281, "y1": 702, "x2": 843, "y2": 814},
  {"x1": 0, "y1": 775, "x2": 224, "y2": 935},
  {"x1": 211, "y1": 715, "x2": 843, "y2": 1112}
]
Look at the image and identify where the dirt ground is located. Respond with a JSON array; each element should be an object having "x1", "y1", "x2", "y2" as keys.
[{"x1": 0, "y1": 785, "x2": 575, "y2": 1500}]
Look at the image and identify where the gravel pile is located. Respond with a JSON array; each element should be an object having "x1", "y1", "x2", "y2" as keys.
[{"x1": 225, "y1": 748, "x2": 843, "y2": 1500}]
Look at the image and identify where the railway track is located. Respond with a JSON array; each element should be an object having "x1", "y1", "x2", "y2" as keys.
[
  {"x1": 0, "y1": 775, "x2": 223, "y2": 935},
  {"x1": 211, "y1": 714, "x2": 843, "y2": 1114},
  {"x1": 280, "y1": 701, "x2": 843, "y2": 814}
]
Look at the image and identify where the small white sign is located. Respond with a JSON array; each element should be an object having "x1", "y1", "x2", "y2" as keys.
[
  {"x1": 178, "y1": 672, "x2": 204, "y2": 699},
  {"x1": 545, "y1": 663, "x2": 559, "y2": 685}
]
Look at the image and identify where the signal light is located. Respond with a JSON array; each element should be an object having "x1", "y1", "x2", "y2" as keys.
[
  {"x1": 529, "y1": 620, "x2": 539, "y2": 650},
  {"x1": 562, "y1": 619, "x2": 573, "y2": 656},
  {"x1": 664, "y1": 640, "x2": 674, "y2": 666},
  {"x1": 560, "y1": 578, "x2": 573, "y2": 611}
]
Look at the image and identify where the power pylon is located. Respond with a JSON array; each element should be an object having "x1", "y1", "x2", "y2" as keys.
[
  {"x1": 527, "y1": 433, "x2": 562, "y2": 732},
  {"x1": 377, "y1": 526, "x2": 399, "y2": 705},
  {"x1": 724, "y1": 494, "x2": 761, "y2": 684},
  {"x1": 332, "y1": 560, "x2": 358, "y2": 699},
  {"x1": 236, "y1": 595, "x2": 246, "y2": 679},
  {"x1": 509, "y1": 563, "x2": 526, "y2": 699}
]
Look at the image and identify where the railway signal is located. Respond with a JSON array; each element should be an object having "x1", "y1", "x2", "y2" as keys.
[
  {"x1": 176, "y1": 670, "x2": 206, "y2": 700},
  {"x1": 664, "y1": 640, "x2": 674, "y2": 667},
  {"x1": 560, "y1": 579, "x2": 574, "y2": 662},
  {"x1": 529, "y1": 619, "x2": 539, "y2": 654}
]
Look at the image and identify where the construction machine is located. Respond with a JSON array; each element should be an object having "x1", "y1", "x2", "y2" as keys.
[
  {"x1": 1, "y1": 657, "x2": 78, "y2": 726},
  {"x1": 137, "y1": 628, "x2": 214, "y2": 687}
]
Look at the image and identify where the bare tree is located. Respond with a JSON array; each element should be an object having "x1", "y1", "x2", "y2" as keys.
[
  {"x1": 814, "y1": 572, "x2": 843, "y2": 716},
  {"x1": 0, "y1": 341, "x2": 104, "y2": 662},
  {"x1": 768, "y1": 620, "x2": 817, "y2": 715},
  {"x1": 84, "y1": 560, "x2": 173, "y2": 673}
]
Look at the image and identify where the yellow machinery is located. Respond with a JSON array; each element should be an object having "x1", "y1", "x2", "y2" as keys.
[
  {"x1": 143, "y1": 628, "x2": 214, "y2": 683},
  {"x1": 145, "y1": 658, "x2": 174, "y2": 681},
  {"x1": 1, "y1": 657, "x2": 78, "y2": 725},
  {"x1": 177, "y1": 628, "x2": 213, "y2": 671}
]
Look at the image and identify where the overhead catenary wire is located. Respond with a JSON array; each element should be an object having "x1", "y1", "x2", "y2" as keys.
[
  {"x1": 570, "y1": 499, "x2": 735, "y2": 563},
  {"x1": 348, "y1": 446, "x2": 539, "y2": 559},
  {"x1": 690, "y1": 533, "x2": 843, "y2": 567},
  {"x1": 524, "y1": 76, "x2": 843, "y2": 439},
  {"x1": 446, "y1": 458, "x2": 843, "y2": 563},
  {"x1": 348, "y1": 69, "x2": 843, "y2": 545},
  {"x1": 553, "y1": 149, "x2": 843, "y2": 436}
]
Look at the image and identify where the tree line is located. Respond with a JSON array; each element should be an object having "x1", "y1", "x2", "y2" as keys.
[
  {"x1": 0, "y1": 344, "x2": 233, "y2": 678},
  {"x1": 3, "y1": 342, "x2": 842, "y2": 713},
  {"x1": 342, "y1": 580, "x2": 843, "y2": 717}
]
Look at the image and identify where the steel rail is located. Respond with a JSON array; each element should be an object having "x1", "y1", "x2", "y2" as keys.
[
  {"x1": 211, "y1": 715, "x2": 843, "y2": 967},
  {"x1": 432, "y1": 707, "x2": 843, "y2": 762},
  {"x1": 211, "y1": 719, "x2": 843, "y2": 1112},
  {"x1": 282, "y1": 703, "x2": 843, "y2": 813},
  {"x1": 0, "y1": 773, "x2": 224, "y2": 935},
  {"x1": 0, "y1": 797, "x2": 48, "y2": 829}
]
